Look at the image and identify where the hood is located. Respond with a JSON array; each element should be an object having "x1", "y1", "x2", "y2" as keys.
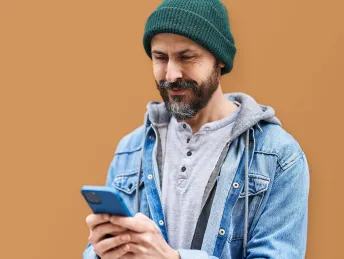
[{"x1": 146, "y1": 92, "x2": 282, "y2": 138}]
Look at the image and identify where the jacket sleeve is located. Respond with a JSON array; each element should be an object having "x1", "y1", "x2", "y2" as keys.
[{"x1": 246, "y1": 152, "x2": 310, "y2": 259}]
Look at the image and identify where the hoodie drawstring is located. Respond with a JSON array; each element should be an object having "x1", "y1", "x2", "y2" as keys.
[
  {"x1": 135, "y1": 150, "x2": 143, "y2": 214},
  {"x1": 243, "y1": 129, "x2": 250, "y2": 257}
]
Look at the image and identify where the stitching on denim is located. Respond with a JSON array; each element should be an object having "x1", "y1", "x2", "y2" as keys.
[
  {"x1": 275, "y1": 152, "x2": 304, "y2": 179},
  {"x1": 253, "y1": 150, "x2": 286, "y2": 171},
  {"x1": 114, "y1": 169, "x2": 140, "y2": 177},
  {"x1": 112, "y1": 180, "x2": 144, "y2": 194},
  {"x1": 254, "y1": 150, "x2": 279, "y2": 158},
  {"x1": 239, "y1": 188, "x2": 268, "y2": 198},
  {"x1": 115, "y1": 146, "x2": 142, "y2": 155},
  {"x1": 238, "y1": 174, "x2": 270, "y2": 198},
  {"x1": 227, "y1": 236, "x2": 243, "y2": 242},
  {"x1": 280, "y1": 151, "x2": 304, "y2": 170},
  {"x1": 112, "y1": 170, "x2": 144, "y2": 194},
  {"x1": 244, "y1": 173, "x2": 270, "y2": 181}
]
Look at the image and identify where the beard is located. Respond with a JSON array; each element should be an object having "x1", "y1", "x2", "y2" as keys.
[{"x1": 156, "y1": 63, "x2": 221, "y2": 121}]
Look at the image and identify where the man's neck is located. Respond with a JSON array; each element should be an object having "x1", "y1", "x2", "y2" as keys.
[{"x1": 182, "y1": 89, "x2": 239, "y2": 134}]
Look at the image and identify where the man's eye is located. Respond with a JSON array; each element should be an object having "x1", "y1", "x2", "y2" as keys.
[
  {"x1": 155, "y1": 56, "x2": 168, "y2": 61},
  {"x1": 181, "y1": 56, "x2": 193, "y2": 60}
]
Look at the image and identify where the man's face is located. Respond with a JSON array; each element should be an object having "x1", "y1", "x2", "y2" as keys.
[{"x1": 151, "y1": 33, "x2": 224, "y2": 120}]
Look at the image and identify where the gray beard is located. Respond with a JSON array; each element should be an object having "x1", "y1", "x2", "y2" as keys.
[{"x1": 167, "y1": 100, "x2": 196, "y2": 121}]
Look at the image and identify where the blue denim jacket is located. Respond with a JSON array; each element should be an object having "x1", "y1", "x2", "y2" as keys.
[{"x1": 83, "y1": 92, "x2": 310, "y2": 259}]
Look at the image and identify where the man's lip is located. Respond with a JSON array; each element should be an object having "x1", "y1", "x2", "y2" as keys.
[{"x1": 169, "y1": 89, "x2": 186, "y2": 95}]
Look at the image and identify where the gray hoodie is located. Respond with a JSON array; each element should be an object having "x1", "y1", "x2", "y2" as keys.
[{"x1": 136, "y1": 92, "x2": 282, "y2": 255}]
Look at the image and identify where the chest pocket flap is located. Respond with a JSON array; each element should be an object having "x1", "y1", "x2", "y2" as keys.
[
  {"x1": 112, "y1": 171, "x2": 144, "y2": 195},
  {"x1": 239, "y1": 174, "x2": 270, "y2": 198}
]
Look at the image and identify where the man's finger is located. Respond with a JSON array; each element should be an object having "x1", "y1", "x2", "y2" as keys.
[
  {"x1": 86, "y1": 213, "x2": 110, "y2": 230},
  {"x1": 134, "y1": 212, "x2": 151, "y2": 222},
  {"x1": 126, "y1": 242, "x2": 147, "y2": 254},
  {"x1": 89, "y1": 222, "x2": 128, "y2": 244},
  {"x1": 105, "y1": 245, "x2": 131, "y2": 259},
  {"x1": 109, "y1": 214, "x2": 156, "y2": 233},
  {"x1": 93, "y1": 235, "x2": 130, "y2": 257},
  {"x1": 123, "y1": 231, "x2": 154, "y2": 246}
]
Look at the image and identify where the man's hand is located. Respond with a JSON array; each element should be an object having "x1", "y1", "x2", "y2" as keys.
[
  {"x1": 86, "y1": 213, "x2": 130, "y2": 258},
  {"x1": 104, "y1": 212, "x2": 179, "y2": 259},
  {"x1": 86, "y1": 213, "x2": 179, "y2": 259}
]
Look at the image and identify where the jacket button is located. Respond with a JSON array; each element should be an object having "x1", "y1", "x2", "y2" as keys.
[
  {"x1": 148, "y1": 174, "x2": 153, "y2": 180},
  {"x1": 159, "y1": 220, "x2": 164, "y2": 226},
  {"x1": 181, "y1": 166, "x2": 186, "y2": 172},
  {"x1": 183, "y1": 124, "x2": 187, "y2": 129},
  {"x1": 187, "y1": 151, "x2": 192, "y2": 156},
  {"x1": 233, "y1": 182, "x2": 239, "y2": 188},
  {"x1": 219, "y1": 229, "x2": 226, "y2": 236}
]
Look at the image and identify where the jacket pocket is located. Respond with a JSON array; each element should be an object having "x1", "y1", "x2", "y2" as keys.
[
  {"x1": 112, "y1": 170, "x2": 144, "y2": 195},
  {"x1": 228, "y1": 173, "x2": 270, "y2": 242},
  {"x1": 111, "y1": 170, "x2": 149, "y2": 217}
]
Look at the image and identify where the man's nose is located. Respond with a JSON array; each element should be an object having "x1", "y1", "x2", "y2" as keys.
[{"x1": 165, "y1": 61, "x2": 182, "y2": 82}]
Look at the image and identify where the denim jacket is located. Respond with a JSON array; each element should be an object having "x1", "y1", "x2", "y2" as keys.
[{"x1": 83, "y1": 92, "x2": 310, "y2": 259}]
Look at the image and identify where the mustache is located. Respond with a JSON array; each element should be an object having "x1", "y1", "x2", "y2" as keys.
[{"x1": 158, "y1": 80, "x2": 198, "y2": 91}]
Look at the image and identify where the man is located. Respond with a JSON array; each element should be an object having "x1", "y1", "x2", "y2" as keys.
[{"x1": 83, "y1": 0, "x2": 310, "y2": 258}]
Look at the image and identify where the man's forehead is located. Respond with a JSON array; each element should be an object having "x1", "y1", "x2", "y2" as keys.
[{"x1": 151, "y1": 33, "x2": 204, "y2": 53}]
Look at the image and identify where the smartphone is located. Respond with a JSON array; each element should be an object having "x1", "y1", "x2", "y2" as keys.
[{"x1": 81, "y1": 185, "x2": 132, "y2": 217}]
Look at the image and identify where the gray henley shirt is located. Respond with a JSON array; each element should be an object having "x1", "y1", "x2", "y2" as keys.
[{"x1": 157, "y1": 101, "x2": 241, "y2": 249}]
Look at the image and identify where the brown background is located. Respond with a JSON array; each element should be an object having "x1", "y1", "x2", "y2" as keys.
[{"x1": 0, "y1": 0, "x2": 343, "y2": 258}]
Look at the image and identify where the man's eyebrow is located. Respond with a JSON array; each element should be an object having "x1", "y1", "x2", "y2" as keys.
[
  {"x1": 151, "y1": 50, "x2": 167, "y2": 55},
  {"x1": 151, "y1": 49, "x2": 197, "y2": 55},
  {"x1": 176, "y1": 49, "x2": 196, "y2": 55}
]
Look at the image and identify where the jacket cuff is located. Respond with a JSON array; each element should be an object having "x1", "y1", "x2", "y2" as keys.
[
  {"x1": 177, "y1": 249, "x2": 210, "y2": 259},
  {"x1": 82, "y1": 244, "x2": 100, "y2": 259}
]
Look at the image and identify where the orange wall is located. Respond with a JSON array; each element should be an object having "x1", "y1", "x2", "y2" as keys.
[{"x1": 0, "y1": 1, "x2": 343, "y2": 258}]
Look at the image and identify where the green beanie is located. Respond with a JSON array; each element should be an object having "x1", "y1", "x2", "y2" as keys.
[{"x1": 143, "y1": 0, "x2": 237, "y2": 75}]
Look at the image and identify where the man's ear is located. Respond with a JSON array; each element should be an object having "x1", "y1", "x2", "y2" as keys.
[{"x1": 218, "y1": 61, "x2": 225, "y2": 68}]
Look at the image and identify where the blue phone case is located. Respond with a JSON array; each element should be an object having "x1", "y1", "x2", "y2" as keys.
[{"x1": 81, "y1": 185, "x2": 132, "y2": 217}]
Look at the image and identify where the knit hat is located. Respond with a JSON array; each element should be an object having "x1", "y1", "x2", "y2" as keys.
[{"x1": 143, "y1": 0, "x2": 236, "y2": 75}]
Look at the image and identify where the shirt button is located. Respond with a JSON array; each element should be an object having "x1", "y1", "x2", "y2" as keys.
[
  {"x1": 148, "y1": 174, "x2": 153, "y2": 180},
  {"x1": 149, "y1": 135, "x2": 155, "y2": 140},
  {"x1": 233, "y1": 182, "x2": 239, "y2": 188},
  {"x1": 183, "y1": 124, "x2": 187, "y2": 129},
  {"x1": 181, "y1": 166, "x2": 186, "y2": 172},
  {"x1": 187, "y1": 151, "x2": 192, "y2": 156},
  {"x1": 159, "y1": 220, "x2": 164, "y2": 226},
  {"x1": 219, "y1": 229, "x2": 226, "y2": 236}
]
